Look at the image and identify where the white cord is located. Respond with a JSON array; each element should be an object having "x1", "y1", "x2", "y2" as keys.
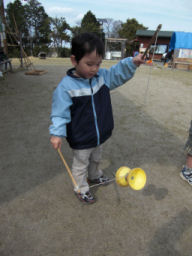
[{"x1": 143, "y1": 32, "x2": 159, "y2": 106}]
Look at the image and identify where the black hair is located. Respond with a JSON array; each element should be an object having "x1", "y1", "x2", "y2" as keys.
[{"x1": 71, "y1": 33, "x2": 104, "y2": 62}]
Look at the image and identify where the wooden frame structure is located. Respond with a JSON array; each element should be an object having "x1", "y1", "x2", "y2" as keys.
[{"x1": 105, "y1": 38, "x2": 127, "y2": 59}]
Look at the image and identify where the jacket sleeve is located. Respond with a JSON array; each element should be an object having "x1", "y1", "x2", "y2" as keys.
[
  {"x1": 101, "y1": 57, "x2": 137, "y2": 90},
  {"x1": 49, "y1": 83, "x2": 72, "y2": 137}
]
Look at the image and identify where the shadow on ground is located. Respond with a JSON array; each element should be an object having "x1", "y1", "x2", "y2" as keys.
[{"x1": 148, "y1": 208, "x2": 192, "y2": 256}]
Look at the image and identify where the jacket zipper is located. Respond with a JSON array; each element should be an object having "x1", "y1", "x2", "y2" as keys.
[{"x1": 89, "y1": 79, "x2": 100, "y2": 145}]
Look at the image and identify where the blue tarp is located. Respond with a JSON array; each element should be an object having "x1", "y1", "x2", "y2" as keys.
[{"x1": 169, "y1": 32, "x2": 192, "y2": 50}]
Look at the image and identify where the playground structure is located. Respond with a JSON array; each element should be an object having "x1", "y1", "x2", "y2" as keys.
[
  {"x1": 105, "y1": 37, "x2": 127, "y2": 60},
  {"x1": 0, "y1": 0, "x2": 46, "y2": 76}
]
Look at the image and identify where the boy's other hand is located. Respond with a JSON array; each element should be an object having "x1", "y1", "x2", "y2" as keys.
[
  {"x1": 50, "y1": 136, "x2": 62, "y2": 150},
  {"x1": 132, "y1": 54, "x2": 145, "y2": 67}
]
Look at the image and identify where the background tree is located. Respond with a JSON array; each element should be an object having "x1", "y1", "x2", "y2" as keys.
[
  {"x1": 96, "y1": 19, "x2": 123, "y2": 52},
  {"x1": 99, "y1": 18, "x2": 122, "y2": 39},
  {"x1": 50, "y1": 17, "x2": 70, "y2": 57},
  {"x1": 118, "y1": 18, "x2": 147, "y2": 56},
  {"x1": 99, "y1": 18, "x2": 113, "y2": 38},
  {"x1": 110, "y1": 20, "x2": 122, "y2": 38},
  {"x1": 81, "y1": 11, "x2": 101, "y2": 34},
  {"x1": 24, "y1": 0, "x2": 51, "y2": 55},
  {"x1": 6, "y1": 0, "x2": 28, "y2": 56},
  {"x1": 6, "y1": 0, "x2": 26, "y2": 31},
  {"x1": 71, "y1": 25, "x2": 81, "y2": 37},
  {"x1": 72, "y1": 11, "x2": 104, "y2": 40},
  {"x1": 99, "y1": 19, "x2": 123, "y2": 51}
]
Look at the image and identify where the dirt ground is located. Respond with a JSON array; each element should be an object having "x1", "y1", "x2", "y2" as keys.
[{"x1": 0, "y1": 57, "x2": 192, "y2": 256}]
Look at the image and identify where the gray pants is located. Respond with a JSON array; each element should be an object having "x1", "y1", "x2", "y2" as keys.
[
  {"x1": 71, "y1": 145, "x2": 103, "y2": 193},
  {"x1": 185, "y1": 120, "x2": 192, "y2": 156}
]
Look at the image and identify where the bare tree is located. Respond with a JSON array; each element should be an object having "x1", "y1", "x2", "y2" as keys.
[
  {"x1": 98, "y1": 18, "x2": 122, "y2": 38},
  {"x1": 111, "y1": 20, "x2": 122, "y2": 38},
  {"x1": 102, "y1": 18, "x2": 113, "y2": 38}
]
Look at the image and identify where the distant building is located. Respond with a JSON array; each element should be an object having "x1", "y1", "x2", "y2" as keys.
[
  {"x1": 136, "y1": 30, "x2": 173, "y2": 60},
  {"x1": 105, "y1": 38, "x2": 127, "y2": 60}
]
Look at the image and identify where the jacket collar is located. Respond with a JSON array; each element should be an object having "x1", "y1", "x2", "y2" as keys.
[{"x1": 67, "y1": 68, "x2": 99, "y2": 79}]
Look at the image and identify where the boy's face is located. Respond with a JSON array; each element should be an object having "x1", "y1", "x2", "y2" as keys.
[{"x1": 71, "y1": 50, "x2": 102, "y2": 79}]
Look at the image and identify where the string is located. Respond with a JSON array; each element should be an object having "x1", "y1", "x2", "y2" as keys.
[
  {"x1": 128, "y1": 32, "x2": 160, "y2": 169},
  {"x1": 143, "y1": 32, "x2": 159, "y2": 106},
  {"x1": 89, "y1": 177, "x2": 116, "y2": 188}
]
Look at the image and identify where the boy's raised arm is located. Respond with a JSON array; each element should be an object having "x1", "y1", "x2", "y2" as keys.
[{"x1": 101, "y1": 55, "x2": 145, "y2": 90}]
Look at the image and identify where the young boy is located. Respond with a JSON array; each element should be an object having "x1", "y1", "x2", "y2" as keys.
[
  {"x1": 180, "y1": 120, "x2": 192, "y2": 185},
  {"x1": 49, "y1": 32, "x2": 145, "y2": 204}
]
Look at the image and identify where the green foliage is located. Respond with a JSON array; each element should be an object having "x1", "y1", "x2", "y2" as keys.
[
  {"x1": 71, "y1": 26, "x2": 82, "y2": 37},
  {"x1": 118, "y1": 18, "x2": 148, "y2": 56},
  {"x1": 6, "y1": 0, "x2": 51, "y2": 56},
  {"x1": 58, "y1": 47, "x2": 71, "y2": 57},
  {"x1": 7, "y1": 46, "x2": 20, "y2": 58},
  {"x1": 5, "y1": 0, "x2": 72, "y2": 57},
  {"x1": 5, "y1": 1, "x2": 149, "y2": 58},
  {"x1": 50, "y1": 17, "x2": 70, "y2": 54},
  {"x1": 6, "y1": 0, "x2": 26, "y2": 31},
  {"x1": 72, "y1": 11, "x2": 104, "y2": 40},
  {"x1": 81, "y1": 11, "x2": 100, "y2": 33},
  {"x1": 25, "y1": 0, "x2": 51, "y2": 49},
  {"x1": 6, "y1": 0, "x2": 29, "y2": 48},
  {"x1": 118, "y1": 18, "x2": 147, "y2": 40},
  {"x1": 33, "y1": 45, "x2": 49, "y2": 56}
]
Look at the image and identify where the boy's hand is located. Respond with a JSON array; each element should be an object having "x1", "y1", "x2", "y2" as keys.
[
  {"x1": 50, "y1": 136, "x2": 62, "y2": 150},
  {"x1": 132, "y1": 53, "x2": 145, "y2": 67}
]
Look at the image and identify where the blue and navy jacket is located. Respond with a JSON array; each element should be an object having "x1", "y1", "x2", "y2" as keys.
[{"x1": 49, "y1": 57, "x2": 137, "y2": 149}]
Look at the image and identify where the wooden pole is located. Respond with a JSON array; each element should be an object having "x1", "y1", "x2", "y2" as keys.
[
  {"x1": 142, "y1": 24, "x2": 162, "y2": 59},
  {"x1": 12, "y1": 13, "x2": 24, "y2": 67},
  {"x1": 57, "y1": 148, "x2": 80, "y2": 193}
]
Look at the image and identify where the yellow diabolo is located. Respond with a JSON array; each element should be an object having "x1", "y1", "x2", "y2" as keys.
[
  {"x1": 128, "y1": 168, "x2": 147, "y2": 190},
  {"x1": 115, "y1": 166, "x2": 131, "y2": 187},
  {"x1": 115, "y1": 166, "x2": 147, "y2": 190}
]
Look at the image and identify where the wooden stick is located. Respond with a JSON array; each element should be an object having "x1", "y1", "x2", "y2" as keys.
[
  {"x1": 57, "y1": 148, "x2": 80, "y2": 193},
  {"x1": 142, "y1": 24, "x2": 162, "y2": 59}
]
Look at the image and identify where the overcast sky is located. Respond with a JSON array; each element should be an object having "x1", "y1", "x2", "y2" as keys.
[{"x1": 4, "y1": 0, "x2": 192, "y2": 32}]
